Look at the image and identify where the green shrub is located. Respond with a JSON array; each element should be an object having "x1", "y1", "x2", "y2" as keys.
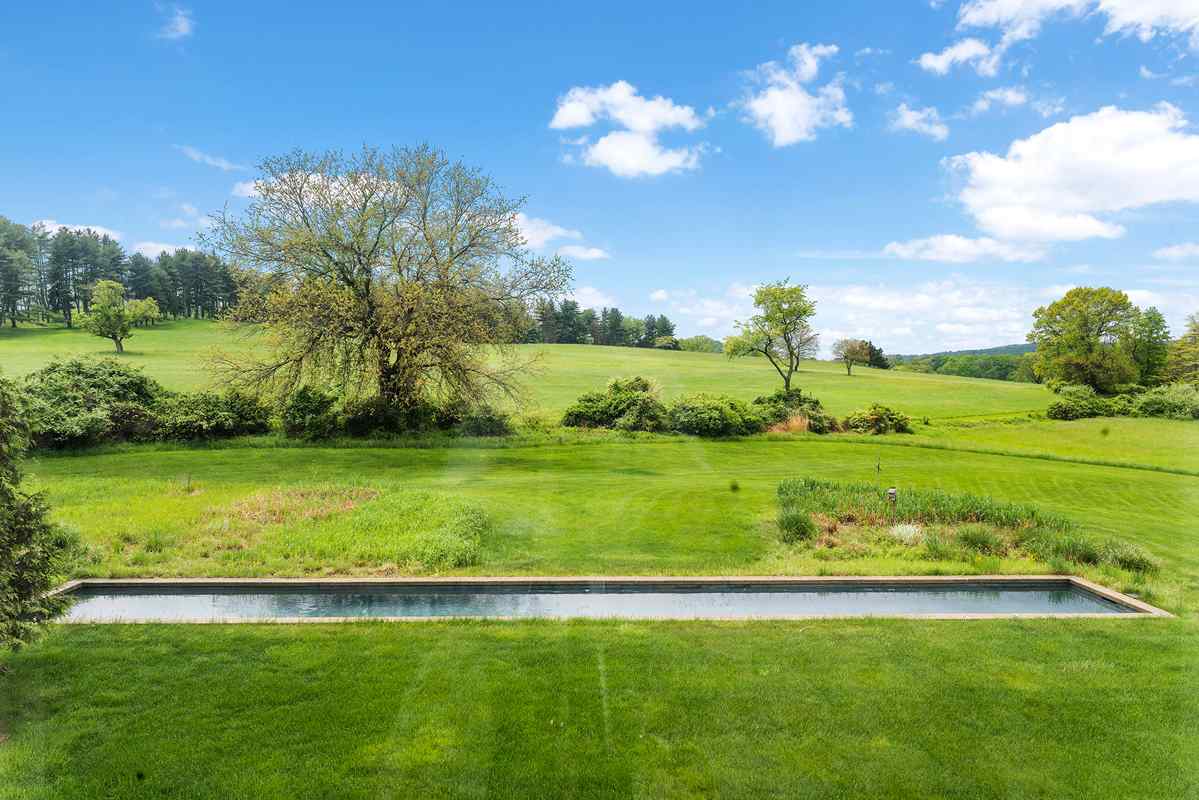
[
  {"x1": 154, "y1": 393, "x2": 238, "y2": 440},
  {"x1": 804, "y1": 412, "x2": 841, "y2": 434},
  {"x1": 221, "y1": 391, "x2": 272, "y2": 435},
  {"x1": 23, "y1": 358, "x2": 164, "y2": 447},
  {"x1": 956, "y1": 524, "x2": 1007, "y2": 555},
  {"x1": 778, "y1": 507, "x2": 818, "y2": 543},
  {"x1": 1133, "y1": 383, "x2": 1199, "y2": 420},
  {"x1": 561, "y1": 376, "x2": 667, "y2": 432},
  {"x1": 922, "y1": 531, "x2": 959, "y2": 561},
  {"x1": 668, "y1": 394, "x2": 764, "y2": 437},
  {"x1": 281, "y1": 386, "x2": 339, "y2": 439},
  {"x1": 106, "y1": 401, "x2": 162, "y2": 442},
  {"x1": 458, "y1": 406, "x2": 512, "y2": 437},
  {"x1": 1046, "y1": 384, "x2": 1112, "y2": 420},
  {"x1": 842, "y1": 404, "x2": 912, "y2": 434},
  {"x1": 407, "y1": 505, "x2": 488, "y2": 569},
  {"x1": 751, "y1": 389, "x2": 823, "y2": 427}
]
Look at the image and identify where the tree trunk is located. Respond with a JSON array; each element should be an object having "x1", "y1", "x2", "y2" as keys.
[
  {"x1": 845, "y1": 361, "x2": 852, "y2": 376},
  {"x1": 113, "y1": 337, "x2": 124, "y2": 353},
  {"x1": 782, "y1": 372, "x2": 791, "y2": 391}
]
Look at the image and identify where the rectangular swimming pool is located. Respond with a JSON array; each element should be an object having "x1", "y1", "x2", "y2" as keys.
[{"x1": 54, "y1": 577, "x2": 1165, "y2": 621}]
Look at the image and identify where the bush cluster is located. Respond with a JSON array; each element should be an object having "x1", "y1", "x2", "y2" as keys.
[
  {"x1": 23, "y1": 359, "x2": 271, "y2": 448},
  {"x1": 667, "y1": 394, "x2": 764, "y2": 437},
  {"x1": 281, "y1": 386, "x2": 511, "y2": 440},
  {"x1": 1046, "y1": 382, "x2": 1199, "y2": 421},
  {"x1": 841, "y1": 404, "x2": 912, "y2": 435}
]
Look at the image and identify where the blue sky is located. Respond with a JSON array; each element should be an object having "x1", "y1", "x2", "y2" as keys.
[{"x1": 3, "y1": 1, "x2": 1199, "y2": 353}]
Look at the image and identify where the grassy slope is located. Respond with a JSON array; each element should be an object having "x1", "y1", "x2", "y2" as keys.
[
  {"x1": 3, "y1": 321, "x2": 1198, "y2": 799},
  {"x1": 0, "y1": 319, "x2": 1050, "y2": 419}
]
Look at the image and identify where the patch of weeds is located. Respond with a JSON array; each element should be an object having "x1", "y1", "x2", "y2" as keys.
[
  {"x1": 956, "y1": 524, "x2": 1007, "y2": 556},
  {"x1": 887, "y1": 523, "x2": 923, "y2": 545},
  {"x1": 922, "y1": 532, "x2": 960, "y2": 562},
  {"x1": 778, "y1": 507, "x2": 818, "y2": 543},
  {"x1": 211, "y1": 486, "x2": 380, "y2": 528}
]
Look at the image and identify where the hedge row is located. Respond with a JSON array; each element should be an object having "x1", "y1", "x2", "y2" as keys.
[{"x1": 1047, "y1": 382, "x2": 1199, "y2": 421}]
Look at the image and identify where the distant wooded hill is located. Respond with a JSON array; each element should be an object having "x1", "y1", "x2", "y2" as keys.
[{"x1": 891, "y1": 343, "x2": 1037, "y2": 382}]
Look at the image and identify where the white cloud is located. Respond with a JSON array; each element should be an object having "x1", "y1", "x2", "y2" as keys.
[
  {"x1": 33, "y1": 219, "x2": 122, "y2": 240},
  {"x1": 1140, "y1": 64, "x2": 1166, "y2": 79},
  {"x1": 883, "y1": 234, "x2": 1045, "y2": 262},
  {"x1": 570, "y1": 286, "x2": 617, "y2": 309},
  {"x1": 874, "y1": 81, "x2": 895, "y2": 95},
  {"x1": 971, "y1": 86, "x2": 1028, "y2": 114},
  {"x1": 959, "y1": 0, "x2": 1199, "y2": 49},
  {"x1": 133, "y1": 241, "x2": 186, "y2": 258},
  {"x1": 739, "y1": 43, "x2": 853, "y2": 147},
  {"x1": 650, "y1": 289, "x2": 670, "y2": 301},
  {"x1": 916, "y1": 38, "x2": 999, "y2": 76},
  {"x1": 889, "y1": 104, "x2": 949, "y2": 141},
  {"x1": 557, "y1": 245, "x2": 611, "y2": 261},
  {"x1": 160, "y1": 218, "x2": 190, "y2": 230},
  {"x1": 160, "y1": 202, "x2": 209, "y2": 230},
  {"x1": 1154, "y1": 241, "x2": 1199, "y2": 260},
  {"x1": 157, "y1": 5, "x2": 194, "y2": 40},
  {"x1": 946, "y1": 103, "x2": 1199, "y2": 242},
  {"x1": 1031, "y1": 97, "x2": 1066, "y2": 117},
  {"x1": 515, "y1": 213, "x2": 581, "y2": 249},
  {"x1": 176, "y1": 145, "x2": 245, "y2": 172},
  {"x1": 550, "y1": 80, "x2": 706, "y2": 177},
  {"x1": 231, "y1": 180, "x2": 259, "y2": 198}
]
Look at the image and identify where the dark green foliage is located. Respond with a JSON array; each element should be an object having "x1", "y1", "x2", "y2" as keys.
[
  {"x1": 667, "y1": 394, "x2": 765, "y2": 437},
  {"x1": 0, "y1": 373, "x2": 81, "y2": 651},
  {"x1": 23, "y1": 358, "x2": 163, "y2": 447},
  {"x1": 561, "y1": 376, "x2": 668, "y2": 432},
  {"x1": 1133, "y1": 383, "x2": 1199, "y2": 420},
  {"x1": 778, "y1": 506, "x2": 818, "y2": 543},
  {"x1": 106, "y1": 401, "x2": 162, "y2": 442},
  {"x1": 1045, "y1": 382, "x2": 1198, "y2": 420},
  {"x1": 458, "y1": 407, "x2": 512, "y2": 437},
  {"x1": 338, "y1": 396, "x2": 414, "y2": 437},
  {"x1": 154, "y1": 392, "x2": 269, "y2": 441},
  {"x1": 1046, "y1": 384, "x2": 1111, "y2": 420},
  {"x1": 281, "y1": 386, "x2": 338, "y2": 439},
  {"x1": 751, "y1": 388, "x2": 823, "y2": 426},
  {"x1": 842, "y1": 404, "x2": 912, "y2": 434}
]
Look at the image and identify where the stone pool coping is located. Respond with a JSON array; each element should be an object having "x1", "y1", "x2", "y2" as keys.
[{"x1": 48, "y1": 575, "x2": 1173, "y2": 622}]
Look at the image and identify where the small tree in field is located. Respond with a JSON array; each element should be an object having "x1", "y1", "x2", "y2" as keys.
[
  {"x1": 725, "y1": 281, "x2": 818, "y2": 391},
  {"x1": 0, "y1": 373, "x2": 77, "y2": 654},
  {"x1": 80, "y1": 280, "x2": 132, "y2": 352},
  {"x1": 128, "y1": 297, "x2": 162, "y2": 327},
  {"x1": 832, "y1": 338, "x2": 872, "y2": 375}
]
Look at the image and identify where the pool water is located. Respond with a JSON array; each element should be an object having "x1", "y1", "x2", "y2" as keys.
[{"x1": 60, "y1": 580, "x2": 1135, "y2": 621}]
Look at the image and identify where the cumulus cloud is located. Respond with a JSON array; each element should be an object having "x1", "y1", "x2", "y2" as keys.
[
  {"x1": 959, "y1": 0, "x2": 1199, "y2": 49},
  {"x1": 176, "y1": 144, "x2": 245, "y2": 171},
  {"x1": 133, "y1": 241, "x2": 185, "y2": 258},
  {"x1": 550, "y1": 81, "x2": 706, "y2": 177},
  {"x1": 1154, "y1": 242, "x2": 1199, "y2": 260},
  {"x1": 971, "y1": 86, "x2": 1028, "y2": 114},
  {"x1": 945, "y1": 103, "x2": 1199, "y2": 242},
  {"x1": 883, "y1": 234, "x2": 1045, "y2": 262},
  {"x1": 157, "y1": 5, "x2": 194, "y2": 40},
  {"x1": 916, "y1": 38, "x2": 999, "y2": 76},
  {"x1": 515, "y1": 213, "x2": 581, "y2": 249},
  {"x1": 231, "y1": 180, "x2": 259, "y2": 198},
  {"x1": 557, "y1": 245, "x2": 611, "y2": 261},
  {"x1": 739, "y1": 43, "x2": 853, "y2": 146},
  {"x1": 570, "y1": 286, "x2": 617, "y2": 309},
  {"x1": 889, "y1": 104, "x2": 949, "y2": 141},
  {"x1": 33, "y1": 219, "x2": 122, "y2": 240},
  {"x1": 649, "y1": 289, "x2": 670, "y2": 301}
]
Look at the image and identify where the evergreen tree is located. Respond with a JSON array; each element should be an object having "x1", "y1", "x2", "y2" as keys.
[
  {"x1": 866, "y1": 341, "x2": 890, "y2": 369},
  {"x1": 534, "y1": 298, "x2": 558, "y2": 343},
  {"x1": 1167, "y1": 313, "x2": 1199, "y2": 384},
  {"x1": 556, "y1": 300, "x2": 585, "y2": 344},
  {"x1": 655, "y1": 314, "x2": 675, "y2": 338},
  {"x1": 641, "y1": 314, "x2": 658, "y2": 347},
  {"x1": 47, "y1": 229, "x2": 79, "y2": 327},
  {"x1": 1122, "y1": 307, "x2": 1172, "y2": 386}
]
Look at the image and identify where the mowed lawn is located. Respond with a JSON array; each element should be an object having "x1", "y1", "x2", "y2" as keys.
[
  {"x1": 0, "y1": 319, "x2": 1051, "y2": 419},
  {"x1": 2, "y1": 620, "x2": 1192, "y2": 800}
]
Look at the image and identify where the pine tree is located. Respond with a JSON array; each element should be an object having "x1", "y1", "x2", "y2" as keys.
[
  {"x1": 1167, "y1": 313, "x2": 1199, "y2": 384},
  {"x1": 47, "y1": 229, "x2": 78, "y2": 327},
  {"x1": 641, "y1": 315, "x2": 657, "y2": 347}
]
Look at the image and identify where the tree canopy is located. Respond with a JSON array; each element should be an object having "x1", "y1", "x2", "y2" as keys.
[
  {"x1": 724, "y1": 281, "x2": 818, "y2": 391},
  {"x1": 832, "y1": 338, "x2": 872, "y2": 375},
  {"x1": 205, "y1": 146, "x2": 572, "y2": 409},
  {"x1": 80, "y1": 280, "x2": 133, "y2": 352},
  {"x1": 1028, "y1": 287, "x2": 1139, "y2": 392}
]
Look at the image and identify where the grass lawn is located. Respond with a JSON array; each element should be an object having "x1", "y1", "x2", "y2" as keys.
[
  {"x1": 2, "y1": 620, "x2": 1193, "y2": 800},
  {"x1": 3, "y1": 322, "x2": 1197, "y2": 798},
  {"x1": 0, "y1": 319, "x2": 1052, "y2": 420}
]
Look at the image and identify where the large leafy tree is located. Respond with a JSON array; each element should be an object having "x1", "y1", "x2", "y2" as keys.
[
  {"x1": 725, "y1": 281, "x2": 818, "y2": 391},
  {"x1": 1167, "y1": 312, "x2": 1199, "y2": 384},
  {"x1": 832, "y1": 338, "x2": 872, "y2": 375},
  {"x1": 1122, "y1": 307, "x2": 1172, "y2": 386},
  {"x1": 80, "y1": 280, "x2": 133, "y2": 352},
  {"x1": 0, "y1": 372, "x2": 78, "y2": 653},
  {"x1": 1028, "y1": 287, "x2": 1138, "y2": 393},
  {"x1": 206, "y1": 146, "x2": 571, "y2": 408}
]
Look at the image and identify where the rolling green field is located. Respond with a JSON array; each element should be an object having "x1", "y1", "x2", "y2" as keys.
[
  {"x1": 2, "y1": 319, "x2": 1197, "y2": 799},
  {"x1": 0, "y1": 319, "x2": 1051, "y2": 420}
]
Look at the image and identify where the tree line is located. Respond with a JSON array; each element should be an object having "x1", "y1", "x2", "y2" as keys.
[
  {"x1": 527, "y1": 298, "x2": 681, "y2": 348},
  {"x1": 0, "y1": 216, "x2": 237, "y2": 328}
]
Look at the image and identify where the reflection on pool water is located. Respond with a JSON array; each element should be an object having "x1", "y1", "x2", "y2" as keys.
[{"x1": 61, "y1": 580, "x2": 1135, "y2": 621}]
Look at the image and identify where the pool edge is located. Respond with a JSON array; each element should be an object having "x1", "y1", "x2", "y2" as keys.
[{"x1": 49, "y1": 574, "x2": 1173, "y2": 622}]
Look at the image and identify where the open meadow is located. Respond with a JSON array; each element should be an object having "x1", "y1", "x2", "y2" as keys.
[{"x1": 2, "y1": 321, "x2": 1197, "y2": 799}]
